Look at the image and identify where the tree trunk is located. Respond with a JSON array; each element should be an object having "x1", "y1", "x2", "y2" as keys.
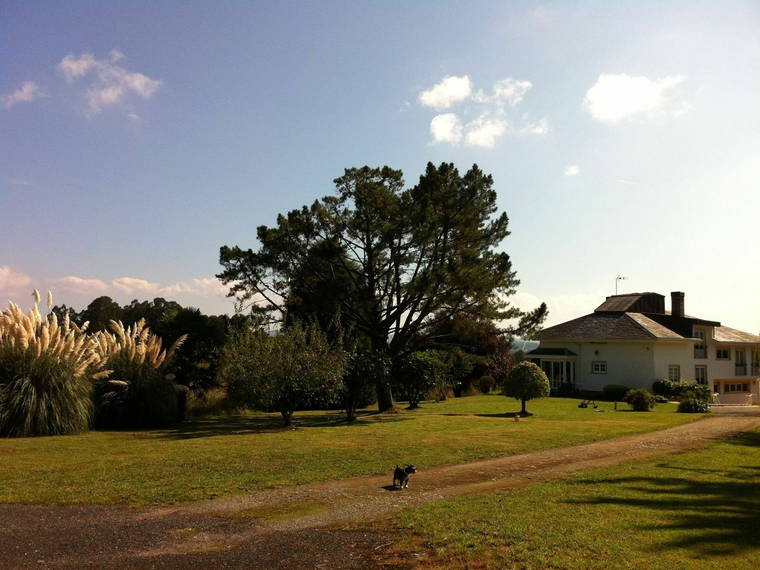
[
  {"x1": 520, "y1": 398, "x2": 527, "y2": 415},
  {"x1": 376, "y1": 382, "x2": 394, "y2": 412},
  {"x1": 281, "y1": 410, "x2": 293, "y2": 427}
]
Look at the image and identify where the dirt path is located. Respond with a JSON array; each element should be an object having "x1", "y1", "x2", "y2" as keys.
[{"x1": 2, "y1": 407, "x2": 758, "y2": 569}]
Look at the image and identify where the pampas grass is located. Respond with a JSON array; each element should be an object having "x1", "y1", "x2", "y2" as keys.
[
  {"x1": 94, "y1": 319, "x2": 187, "y2": 429},
  {"x1": 0, "y1": 292, "x2": 108, "y2": 437}
]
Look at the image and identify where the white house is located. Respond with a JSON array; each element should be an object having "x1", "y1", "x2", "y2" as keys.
[{"x1": 527, "y1": 291, "x2": 760, "y2": 405}]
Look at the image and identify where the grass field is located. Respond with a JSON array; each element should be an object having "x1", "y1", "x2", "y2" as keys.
[
  {"x1": 396, "y1": 429, "x2": 760, "y2": 569},
  {"x1": 0, "y1": 395, "x2": 703, "y2": 506}
]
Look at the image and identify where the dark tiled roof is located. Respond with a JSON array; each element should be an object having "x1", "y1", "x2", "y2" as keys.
[
  {"x1": 627, "y1": 313, "x2": 684, "y2": 339},
  {"x1": 595, "y1": 292, "x2": 665, "y2": 313},
  {"x1": 526, "y1": 347, "x2": 577, "y2": 356},
  {"x1": 595, "y1": 294, "x2": 645, "y2": 312},
  {"x1": 537, "y1": 312, "x2": 686, "y2": 341},
  {"x1": 713, "y1": 326, "x2": 760, "y2": 344}
]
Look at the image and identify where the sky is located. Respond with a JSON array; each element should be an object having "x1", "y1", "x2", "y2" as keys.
[{"x1": 2, "y1": 1, "x2": 759, "y2": 333}]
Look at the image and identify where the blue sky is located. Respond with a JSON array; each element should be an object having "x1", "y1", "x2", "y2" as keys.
[{"x1": 2, "y1": 1, "x2": 759, "y2": 332}]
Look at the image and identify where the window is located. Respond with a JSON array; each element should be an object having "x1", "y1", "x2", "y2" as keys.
[
  {"x1": 695, "y1": 365, "x2": 707, "y2": 385},
  {"x1": 752, "y1": 350, "x2": 760, "y2": 375},
  {"x1": 735, "y1": 349, "x2": 747, "y2": 375},
  {"x1": 724, "y1": 383, "x2": 749, "y2": 393},
  {"x1": 668, "y1": 365, "x2": 680, "y2": 382},
  {"x1": 716, "y1": 347, "x2": 730, "y2": 360},
  {"x1": 693, "y1": 329, "x2": 707, "y2": 358},
  {"x1": 591, "y1": 361, "x2": 607, "y2": 374}
]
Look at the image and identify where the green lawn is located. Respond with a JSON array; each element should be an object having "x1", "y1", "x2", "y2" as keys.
[
  {"x1": 0, "y1": 395, "x2": 702, "y2": 506},
  {"x1": 397, "y1": 429, "x2": 760, "y2": 569}
]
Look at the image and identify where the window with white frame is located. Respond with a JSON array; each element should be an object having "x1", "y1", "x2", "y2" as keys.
[
  {"x1": 724, "y1": 383, "x2": 749, "y2": 393},
  {"x1": 716, "y1": 347, "x2": 731, "y2": 360},
  {"x1": 695, "y1": 365, "x2": 707, "y2": 385},
  {"x1": 668, "y1": 365, "x2": 680, "y2": 381},
  {"x1": 591, "y1": 361, "x2": 607, "y2": 374},
  {"x1": 693, "y1": 329, "x2": 707, "y2": 358}
]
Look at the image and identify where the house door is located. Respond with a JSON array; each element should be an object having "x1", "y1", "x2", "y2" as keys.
[{"x1": 540, "y1": 360, "x2": 575, "y2": 390}]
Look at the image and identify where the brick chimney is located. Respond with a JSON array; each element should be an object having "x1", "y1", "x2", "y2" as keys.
[{"x1": 671, "y1": 291, "x2": 685, "y2": 318}]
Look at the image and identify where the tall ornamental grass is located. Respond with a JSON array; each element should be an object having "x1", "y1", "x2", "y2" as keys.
[
  {"x1": 0, "y1": 291, "x2": 109, "y2": 437},
  {"x1": 94, "y1": 319, "x2": 186, "y2": 429}
]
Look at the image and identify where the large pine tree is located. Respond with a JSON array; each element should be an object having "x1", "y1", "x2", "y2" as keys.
[{"x1": 218, "y1": 162, "x2": 545, "y2": 410}]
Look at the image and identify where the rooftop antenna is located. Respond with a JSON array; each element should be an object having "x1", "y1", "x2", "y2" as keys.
[{"x1": 615, "y1": 274, "x2": 627, "y2": 295}]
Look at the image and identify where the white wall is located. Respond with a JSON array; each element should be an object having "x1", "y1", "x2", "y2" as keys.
[
  {"x1": 652, "y1": 342, "x2": 694, "y2": 381},
  {"x1": 539, "y1": 341, "x2": 656, "y2": 391}
]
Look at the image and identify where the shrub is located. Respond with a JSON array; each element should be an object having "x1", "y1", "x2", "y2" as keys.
[
  {"x1": 186, "y1": 387, "x2": 239, "y2": 417},
  {"x1": 602, "y1": 384, "x2": 630, "y2": 401},
  {"x1": 94, "y1": 319, "x2": 187, "y2": 429},
  {"x1": 652, "y1": 379, "x2": 675, "y2": 397},
  {"x1": 502, "y1": 361, "x2": 550, "y2": 415},
  {"x1": 678, "y1": 398, "x2": 711, "y2": 413},
  {"x1": 623, "y1": 388, "x2": 656, "y2": 411},
  {"x1": 652, "y1": 379, "x2": 711, "y2": 402},
  {"x1": 678, "y1": 382, "x2": 712, "y2": 403},
  {"x1": 0, "y1": 292, "x2": 109, "y2": 437}
]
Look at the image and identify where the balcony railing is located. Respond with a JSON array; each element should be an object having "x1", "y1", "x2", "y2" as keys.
[
  {"x1": 735, "y1": 364, "x2": 747, "y2": 376},
  {"x1": 693, "y1": 347, "x2": 707, "y2": 359}
]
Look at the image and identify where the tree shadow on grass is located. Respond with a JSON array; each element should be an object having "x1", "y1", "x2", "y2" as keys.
[
  {"x1": 565, "y1": 431, "x2": 760, "y2": 556},
  {"x1": 163, "y1": 411, "x2": 412, "y2": 440},
  {"x1": 476, "y1": 412, "x2": 534, "y2": 419}
]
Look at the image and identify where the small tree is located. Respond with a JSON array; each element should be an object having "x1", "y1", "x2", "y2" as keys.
[
  {"x1": 223, "y1": 322, "x2": 346, "y2": 426},
  {"x1": 488, "y1": 342, "x2": 516, "y2": 387},
  {"x1": 342, "y1": 348, "x2": 386, "y2": 421},
  {"x1": 447, "y1": 347, "x2": 476, "y2": 398},
  {"x1": 501, "y1": 361, "x2": 550, "y2": 415},
  {"x1": 392, "y1": 351, "x2": 443, "y2": 409}
]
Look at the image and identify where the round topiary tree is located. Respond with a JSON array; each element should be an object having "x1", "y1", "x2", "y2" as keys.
[{"x1": 501, "y1": 361, "x2": 550, "y2": 416}]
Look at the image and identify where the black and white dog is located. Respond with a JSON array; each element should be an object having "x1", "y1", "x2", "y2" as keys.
[{"x1": 393, "y1": 464, "x2": 417, "y2": 489}]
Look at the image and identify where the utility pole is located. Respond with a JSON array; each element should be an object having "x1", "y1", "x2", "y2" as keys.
[{"x1": 615, "y1": 274, "x2": 627, "y2": 295}]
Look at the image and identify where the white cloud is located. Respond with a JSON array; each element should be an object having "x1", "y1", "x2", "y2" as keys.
[
  {"x1": 2, "y1": 81, "x2": 43, "y2": 109},
  {"x1": 430, "y1": 113, "x2": 463, "y2": 143},
  {"x1": 0, "y1": 266, "x2": 33, "y2": 297},
  {"x1": 419, "y1": 75, "x2": 472, "y2": 109},
  {"x1": 565, "y1": 164, "x2": 580, "y2": 176},
  {"x1": 464, "y1": 116, "x2": 509, "y2": 148},
  {"x1": 54, "y1": 276, "x2": 109, "y2": 295},
  {"x1": 520, "y1": 117, "x2": 549, "y2": 134},
  {"x1": 474, "y1": 78, "x2": 533, "y2": 107},
  {"x1": 110, "y1": 276, "x2": 229, "y2": 298},
  {"x1": 111, "y1": 276, "x2": 160, "y2": 294},
  {"x1": 58, "y1": 53, "x2": 98, "y2": 82},
  {"x1": 418, "y1": 75, "x2": 545, "y2": 146},
  {"x1": 57, "y1": 51, "x2": 161, "y2": 115},
  {"x1": 159, "y1": 278, "x2": 229, "y2": 297},
  {"x1": 51, "y1": 274, "x2": 228, "y2": 299},
  {"x1": 584, "y1": 73, "x2": 685, "y2": 124}
]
